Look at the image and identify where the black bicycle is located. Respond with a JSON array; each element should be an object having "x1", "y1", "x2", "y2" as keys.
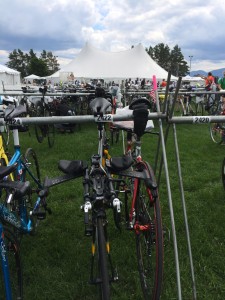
[
  {"x1": 39, "y1": 92, "x2": 163, "y2": 299},
  {"x1": 34, "y1": 87, "x2": 55, "y2": 148}
]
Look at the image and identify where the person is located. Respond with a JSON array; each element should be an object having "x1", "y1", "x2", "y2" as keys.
[
  {"x1": 141, "y1": 78, "x2": 145, "y2": 89},
  {"x1": 218, "y1": 71, "x2": 225, "y2": 110},
  {"x1": 160, "y1": 79, "x2": 167, "y2": 88},
  {"x1": 205, "y1": 72, "x2": 215, "y2": 91}
]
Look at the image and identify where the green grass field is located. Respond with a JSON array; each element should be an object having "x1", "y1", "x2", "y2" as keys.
[{"x1": 8, "y1": 120, "x2": 225, "y2": 299}]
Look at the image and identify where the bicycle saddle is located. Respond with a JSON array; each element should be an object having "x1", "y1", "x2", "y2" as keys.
[
  {"x1": 129, "y1": 98, "x2": 151, "y2": 110},
  {"x1": 0, "y1": 180, "x2": 31, "y2": 198},
  {"x1": 89, "y1": 97, "x2": 112, "y2": 116},
  {"x1": 4, "y1": 104, "x2": 27, "y2": 119},
  {"x1": 129, "y1": 98, "x2": 151, "y2": 138},
  {"x1": 0, "y1": 163, "x2": 17, "y2": 180}
]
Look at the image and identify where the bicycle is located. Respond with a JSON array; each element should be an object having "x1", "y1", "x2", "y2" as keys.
[
  {"x1": 111, "y1": 98, "x2": 164, "y2": 299},
  {"x1": 34, "y1": 86, "x2": 55, "y2": 148},
  {"x1": 40, "y1": 93, "x2": 163, "y2": 299},
  {"x1": 0, "y1": 163, "x2": 27, "y2": 300},
  {"x1": 0, "y1": 102, "x2": 52, "y2": 237},
  {"x1": 209, "y1": 97, "x2": 225, "y2": 144}
]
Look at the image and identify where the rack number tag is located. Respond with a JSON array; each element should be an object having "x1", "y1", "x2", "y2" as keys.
[
  {"x1": 193, "y1": 116, "x2": 211, "y2": 124},
  {"x1": 95, "y1": 114, "x2": 113, "y2": 122}
]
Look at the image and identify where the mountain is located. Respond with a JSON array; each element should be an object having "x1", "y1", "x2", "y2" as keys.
[{"x1": 190, "y1": 68, "x2": 225, "y2": 77}]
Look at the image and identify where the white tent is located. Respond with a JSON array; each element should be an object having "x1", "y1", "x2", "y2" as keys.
[
  {"x1": 24, "y1": 74, "x2": 41, "y2": 80},
  {"x1": 182, "y1": 75, "x2": 204, "y2": 82},
  {"x1": 59, "y1": 43, "x2": 177, "y2": 80},
  {"x1": 45, "y1": 71, "x2": 60, "y2": 84},
  {"x1": 0, "y1": 64, "x2": 21, "y2": 85}
]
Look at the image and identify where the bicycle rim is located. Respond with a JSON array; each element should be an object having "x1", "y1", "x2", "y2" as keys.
[
  {"x1": 47, "y1": 125, "x2": 55, "y2": 148},
  {"x1": 0, "y1": 228, "x2": 23, "y2": 299},
  {"x1": 135, "y1": 163, "x2": 164, "y2": 299},
  {"x1": 96, "y1": 217, "x2": 110, "y2": 300},
  {"x1": 34, "y1": 103, "x2": 44, "y2": 143},
  {"x1": 44, "y1": 110, "x2": 55, "y2": 148},
  {"x1": 24, "y1": 148, "x2": 42, "y2": 233},
  {"x1": 209, "y1": 122, "x2": 223, "y2": 144}
]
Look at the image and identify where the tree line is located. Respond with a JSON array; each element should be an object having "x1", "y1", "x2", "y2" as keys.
[
  {"x1": 6, "y1": 43, "x2": 189, "y2": 78},
  {"x1": 146, "y1": 43, "x2": 189, "y2": 76},
  {"x1": 6, "y1": 49, "x2": 60, "y2": 79}
]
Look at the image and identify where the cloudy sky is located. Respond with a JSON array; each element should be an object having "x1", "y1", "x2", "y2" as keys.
[{"x1": 1, "y1": 0, "x2": 224, "y2": 72}]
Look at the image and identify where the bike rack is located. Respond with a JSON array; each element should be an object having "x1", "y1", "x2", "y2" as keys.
[{"x1": 2, "y1": 86, "x2": 225, "y2": 299}]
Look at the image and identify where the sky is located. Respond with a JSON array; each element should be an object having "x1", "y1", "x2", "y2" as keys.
[{"x1": 1, "y1": 0, "x2": 225, "y2": 73}]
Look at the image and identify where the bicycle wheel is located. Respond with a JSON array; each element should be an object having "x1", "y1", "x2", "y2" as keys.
[
  {"x1": 24, "y1": 148, "x2": 41, "y2": 187},
  {"x1": 45, "y1": 111, "x2": 55, "y2": 148},
  {"x1": 0, "y1": 227, "x2": 23, "y2": 299},
  {"x1": 34, "y1": 102, "x2": 45, "y2": 143},
  {"x1": 96, "y1": 217, "x2": 110, "y2": 300},
  {"x1": 206, "y1": 95, "x2": 219, "y2": 115},
  {"x1": 134, "y1": 162, "x2": 163, "y2": 299},
  {"x1": 222, "y1": 157, "x2": 225, "y2": 190},
  {"x1": 23, "y1": 148, "x2": 42, "y2": 233},
  {"x1": 209, "y1": 115, "x2": 225, "y2": 144}
]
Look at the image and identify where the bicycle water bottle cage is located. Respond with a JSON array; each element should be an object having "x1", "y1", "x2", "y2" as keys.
[
  {"x1": 129, "y1": 98, "x2": 150, "y2": 137},
  {"x1": 89, "y1": 97, "x2": 112, "y2": 116},
  {"x1": 108, "y1": 155, "x2": 133, "y2": 172},
  {"x1": 58, "y1": 160, "x2": 88, "y2": 176}
]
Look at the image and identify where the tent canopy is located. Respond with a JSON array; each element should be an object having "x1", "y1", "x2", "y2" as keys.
[
  {"x1": 24, "y1": 74, "x2": 41, "y2": 79},
  {"x1": 182, "y1": 75, "x2": 204, "y2": 82},
  {"x1": 0, "y1": 64, "x2": 20, "y2": 75},
  {"x1": 0, "y1": 64, "x2": 21, "y2": 86},
  {"x1": 60, "y1": 43, "x2": 177, "y2": 80}
]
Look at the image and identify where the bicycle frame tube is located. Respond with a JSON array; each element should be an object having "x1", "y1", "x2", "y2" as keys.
[
  {"x1": 0, "y1": 202, "x2": 31, "y2": 233},
  {"x1": 97, "y1": 123, "x2": 105, "y2": 163},
  {"x1": 0, "y1": 224, "x2": 12, "y2": 300},
  {"x1": 8, "y1": 147, "x2": 23, "y2": 181},
  {"x1": 0, "y1": 135, "x2": 14, "y2": 181}
]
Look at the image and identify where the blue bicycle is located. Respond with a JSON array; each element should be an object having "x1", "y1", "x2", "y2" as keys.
[
  {"x1": 1, "y1": 102, "x2": 52, "y2": 236},
  {"x1": 0, "y1": 163, "x2": 25, "y2": 300}
]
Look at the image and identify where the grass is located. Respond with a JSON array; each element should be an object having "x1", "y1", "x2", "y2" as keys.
[{"x1": 6, "y1": 120, "x2": 225, "y2": 299}]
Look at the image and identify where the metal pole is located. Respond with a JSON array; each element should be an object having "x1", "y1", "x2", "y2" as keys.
[
  {"x1": 172, "y1": 123, "x2": 197, "y2": 299},
  {"x1": 154, "y1": 78, "x2": 182, "y2": 299},
  {"x1": 189, "y1": 56, "x2": 193, "y2": 75}
]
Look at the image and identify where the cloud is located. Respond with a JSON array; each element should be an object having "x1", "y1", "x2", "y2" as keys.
[{"x1": 1, "y1": 0, "x2": 225, "y2": 71}]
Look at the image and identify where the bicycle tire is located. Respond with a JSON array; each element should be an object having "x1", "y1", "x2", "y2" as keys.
[
  {"x1": 134, "y1": 162, "x2": 163, "y2": 300},
  {"x1": 222, "y1": 157, "x2": 225, "y2": 190},
  {"x1": 24, "y1": 148, "x2": 42, "y2": 233},
  {"x1": 44, "y1": 110, "x2": 55, "y2": 148},
  {"x1": 209, "y1": 113, "x2": 225, "y2": 144},
  {"x1": 0, "y1": 227, "x2": 23, "y2": 299},
  {"x1": 24, "y1": 148, "x2": 41, "y2": 186},
  {"x1": 34, "y1": 102, "x2": 45, "y2": 143},
  {"x1": 96, "y1": 217, "x2": 110, "y2": 300}
]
